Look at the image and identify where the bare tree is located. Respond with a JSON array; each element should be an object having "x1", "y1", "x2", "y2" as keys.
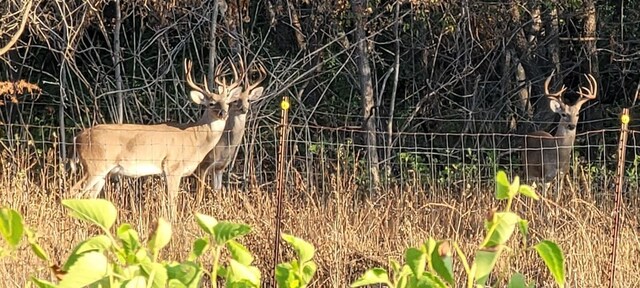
[{"x1": 351, "y1": 0, "x2": 380, "y2": 188}]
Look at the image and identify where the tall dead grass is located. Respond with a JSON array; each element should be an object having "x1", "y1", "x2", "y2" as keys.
[{"x1": 0, "y1": 148, "x2": 638, "y2": 287}]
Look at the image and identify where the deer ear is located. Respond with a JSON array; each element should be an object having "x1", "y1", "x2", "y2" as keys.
[
  {"x1": 225, "y1": 87, "x2": 243, "y2": 103},
  {"x1": 548, "y1": 98, "x2": 564, "y2": 113},
  {"x1": 190, "y1": 90, "x2": 206, "y2": 104},
  {"x1": 248, "y1": 87, "x2": 265, "y2": 101}
]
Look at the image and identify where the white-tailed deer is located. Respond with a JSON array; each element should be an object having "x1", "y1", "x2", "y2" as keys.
[
  {"x1": 70, "y1": 59, "x2": 242, "y2": 218},
  {"x1": 195, "y1": 58, "x2": 266, "y2": 196},
  {"x1": 522, "y1": 72, "x2": 597, "y2": 190}
]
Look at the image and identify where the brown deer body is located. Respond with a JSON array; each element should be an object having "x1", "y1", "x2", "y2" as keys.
[
  {"x1": 196, "y1": 59, "x2": 266, "y2": 194},
  {"x1": 70, "y1": 59, "x2": 242, "y2": 218},
  {"x1": 523, "y1": 72, "x2": 597, "y2": 185}
]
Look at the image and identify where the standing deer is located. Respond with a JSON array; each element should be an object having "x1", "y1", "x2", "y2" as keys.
[
  {"x1": 195, "y1": 58, "x2": 266, "y2": 197},
  {"x1": 522, "y1": 72, "x2": 597, "y2": 192},
  {"x1": 70, "y1": 59, "x2": 242, "y2": 218}
]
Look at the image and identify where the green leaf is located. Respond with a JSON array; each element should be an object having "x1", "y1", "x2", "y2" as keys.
[
  {"x1": 166, "y1": 261, "x2": 202, "y2": 287},
  {"x1": 415, "y1": 272, "x2": 448, "y2": 288},
  {"x1": 430, "y1": 242, "x2": 454, "y2": 285},
  {"x1": 227, "y1": 259, "x2": 261, "y2": 287},
  {"x1": 213, "y1": 222, "x2": 251, "y2": 245},
  {"x1": 62, "y1": 199, "x2": 117, "y2": 231},
  {"x1": 518, "y1": 219, "x2": 529, "y2": 245},
  {"x1": 123, "y1": 276, "x2": 147, "y2": 288},
  {"x1": 534, "y1": 240, "x2": 565, "y2": 288},
  {"x1": 508, "y1": 273, "x2": 534, "y2": 288},
  {"x1": 188, "y1": 237, "x2": 209, "y2": 261},
  {"x1": 58, "y1": 251, "x2": 109, "y2": 288},
  {"x1": 26, "y1": 229, "x2": 50, "y2": 262},
  {"x1": 227, "y1": 240, "x2": 254, "y2": 266},
  {"x1": 63, "y1": 235, "x2": 112, "y2": 271},
  {"x1": 509, "y1": 175, "x2": 521, "y2": 197},
  {"x1": 473, "y1": 248, "x2": 501, "y2": 286},
  {"x1": 405, "y1": 247, "x2": 426, "y2": 276},
  {"x1": 140, "y1": 262, "x2": 169, "y2": 288},
  {"x1": 282, "y1": 233, "x2": 315, "y2": 264},
  {"x1": 350, "y1": 268, "x2": 392, "y2": 287},
  {"x1": 148, "y1": 218, "x2": 172, "y2": 257},
  {"x1": 118, "y1": 224, "x2": 141, "y2": 261},
  {"x1": 301, "y1": 261, "x2": 317, "y2": 284},
  {"x1": 482, "y1": 212, "x2": 520, "y2": 247},
  {"x1": 518, "y1": 184, "x2": 539, "y2": 200},
  {"x1": 0, "y1": 208, "x2": 24, "y2": 248},
  {"x1": 495, "y1": 170, "x2": 510, "y2": 199},
  {"x1": 275, "y1": 264, "x2": 296, "y2": 288},
  {"x1": 29, "y1": 277, "x2": 57, "y2": 288},
  {"x1": 195, "y1": 213, "x2": 217, "y2": 235}
]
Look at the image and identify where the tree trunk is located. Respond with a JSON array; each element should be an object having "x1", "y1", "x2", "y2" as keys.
[{"x1": 351, "y1": 0, "x2": 380, "y2": 189}]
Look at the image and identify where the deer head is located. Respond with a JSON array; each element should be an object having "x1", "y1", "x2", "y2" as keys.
[{"x1": 544, "y1": 71, "x2": 598, "y2": 134}]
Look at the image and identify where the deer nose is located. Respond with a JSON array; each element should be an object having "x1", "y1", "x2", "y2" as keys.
[
  {"x1": 567, "y1": 124, "x2": 576, "y2": 130},
  {"x1": 217, "y1": 110, "x2": 227, "y2": 119}
]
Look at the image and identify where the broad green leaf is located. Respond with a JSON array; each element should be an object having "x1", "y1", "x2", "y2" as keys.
[
  {"x1": 301, "y1": 261, "x2": 317, "y2": 283},
  {"x1": 213, "y1": 222, "x2": 251, "y2": 245},
  {"x1": 508, "y1": 273, "x2": 534, "y2": 288},
  {"x1": 509, "y1": 175, "x2": 521, "y2": 197},
  {"x1": 63, "y1": 235, "x2": 112, "y2": 271},
  {"x1": 282, "y1": 233, "x2": 315, "y2": 264},
  {"x1": 29, "y1": 277, "x2": 57, "y2": 288},
  {"x1": 26, "y1": 229, "x2": 49, "y2": 262},
  {"x1": 430, "y1": 242, "x2": 454, "y2": 285},
  {"x1": 117, "y1": 223, "x2": 141, "y2": 263},
  {"x1": 62, "y1": 199, "x2": 117, "y2": 230},
  {"x1": 473, "y1": 248, "x2": 501, "y2": 286},
  {"x1": 518, "y1": 184, "x2": 539, "y2": 200},
  {"x1": 405, "y1": 247, "x2": 426, "y2": 276},
  {"x1": 534, "y1": 240, "x2": 565, "y2": 288},
  {"x1": 195, "y1": 213, "x2": 217, "y2": 235},
  {"x1": 518, "y1": 219, "x2": 529, "y2": 246},
  {"x1": 188, "y1": 237, "x2": 209, "y2": 261},
  {"x1": 350, "y1": 268, "x2": 392, "y2": 287},
  {"x1": 58, "y1": 251, "x2": 109, "y2": 288},
  {"x1": 123, "y1": 276, "x2": 147, "y2": 288},
  {"x1": 275, "y1": 264, "x2": 296, "y2": 288},
  {"x1": 149, "y1": 218, "x2": 172, "y2": 257},
  {"x1": 482, "y1": 212, "x2": 520, "y2": 247},
  {"x1": 389, "y1": 258, "x2": 401, "y2": 275},
  {"x1": 166, "y1": 261, "x2": 202, "y2": 288},
  {"x1": 140, "y1": 261, "x2": 169, "y2": 288},
  {"x1": 0, "y1": 208, "x2": 23, "y2": 248},
  {"x1": 227, "y1": 240, "x2": 254, "y2": 266},
  {"x1": 495, "y1": 170, "x2": 510, "y2": 199},
  {"x1": 168, "y1": 279, "x2": 189, "y2": 288},
  {"x1": 415, "y1": 272, "x2": 448, "y2": 288},
  {"x1": 227, "y1": 259, "x2": 261, "y2": 286}
]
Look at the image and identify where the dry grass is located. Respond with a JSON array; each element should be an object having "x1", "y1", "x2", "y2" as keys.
[{"x1": 0, "y1": 148, "x2": 639, "y2": 288}]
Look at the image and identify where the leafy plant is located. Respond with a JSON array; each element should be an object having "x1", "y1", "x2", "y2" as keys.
[
  {"x1": 351, "y1": 171, "x2": 566, "y2": 288},
  {"x1": 0, "y1": 199, "x2": 319, "y2": 288}
]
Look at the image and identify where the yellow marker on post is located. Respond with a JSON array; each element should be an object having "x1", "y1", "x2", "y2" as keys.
[
  {"x1": 281, "y1": 98, "x2": 290, "y2": 110},
  {"x1": 621, "y1": 114, "x2": 629, "y2": 124}
]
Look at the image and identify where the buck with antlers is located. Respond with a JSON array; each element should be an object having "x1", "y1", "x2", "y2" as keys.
[
  {"x1": 194, "y1": 58, "x2": 267, "y2": 197},
  {"x1": 70, "y1": 59, "x2": 242, "y2": 218},
  {"x1": 522, "y1": 72, "x2": 597, "y2": 191}
]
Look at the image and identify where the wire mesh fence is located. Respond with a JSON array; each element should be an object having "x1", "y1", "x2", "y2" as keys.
[{"x1": 1, "y1": 115, "x2": 637, "y2": 201}]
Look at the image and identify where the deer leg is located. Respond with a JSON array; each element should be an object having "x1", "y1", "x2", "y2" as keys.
[
  {"x1": 164, "y1": 174, "x2": 181, "y2": 220},
  {"x1": 213, "y1": 170, "x2": 223, "y2": 191},
  {"x1": 85, "y1": 176, "x2": 107, "y2": 198}
]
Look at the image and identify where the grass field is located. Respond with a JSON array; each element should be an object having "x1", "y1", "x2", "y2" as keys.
[{"x1": 0, "y1": 149, "x2": 639, "y2": 287}]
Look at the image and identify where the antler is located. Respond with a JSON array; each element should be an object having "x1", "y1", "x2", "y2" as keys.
[
  {"x1": 214, "y1": 58, "x2": 241, "y2": 94},
  {"x1": 544, "y1": 71, "x2": 568, "y2": 100},
  {"x1": 244, "y1": 59, "x2": 267, "y2": 92},
  {"x1": 574, "y1": 73, "x2": 597, "y2": 107},
  {"x1": 184, "y1": 59, "x2": 208, "y2": 95}
]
